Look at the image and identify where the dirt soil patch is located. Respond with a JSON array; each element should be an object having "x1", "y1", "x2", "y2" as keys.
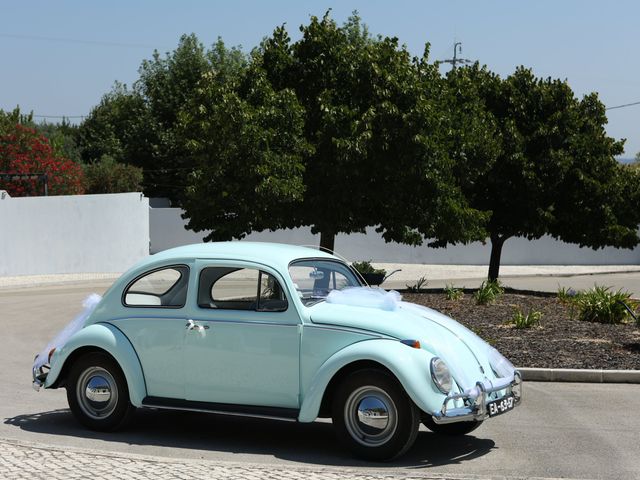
[{"x1": 403, "y1": 292, "x2": 640, "y2": 370}]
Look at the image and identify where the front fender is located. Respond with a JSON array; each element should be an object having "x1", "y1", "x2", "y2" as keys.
[
  {"x1": 45, "y1": 323, "x2": 147, "y2": 407},
  {"x1": 298, "y1": 339, "x2": 444, "y2": 422}
]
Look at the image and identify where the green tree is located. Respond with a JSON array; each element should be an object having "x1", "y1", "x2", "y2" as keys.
[
  {"x1": 77, "y1": 35, "x2": 247, "y2": 203},
  {"x1": 178, "y1": 67, "x2": 309, "y2": 240},
  {"x1": 447, "y1": 65, "x2": 640, "y2": 280},
  {"x1": 35, "y1": 120, "x2": 82, "y2": 164},
  {"x1": 77, "y1": 83, "x2": 154, "y2": 176},
  {"x1": 83, "y1": 154, "x2": 143, "y2": 194},
  {"x1": 631, "y1": 151, "x2": 640, "y2": 171},
  {"x1": 0, "y1": 107, "x2": 34, "y2": 135},
  {"x1": 1, "y1": 107, "x2": 82, "y2": 162},
  {"x1": 180, "y1": 13, "x2": 485, "y2": 250}
]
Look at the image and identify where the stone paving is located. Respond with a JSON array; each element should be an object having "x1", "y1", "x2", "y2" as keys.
[{"x1": 0, "y1": 438, "x2": 561, "y2": 480}]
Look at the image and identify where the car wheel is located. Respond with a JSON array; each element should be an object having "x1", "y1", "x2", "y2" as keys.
[
  {"x1": 332, "y1": 369, "x2": 420, "y2": 461},
  {"x1": 421, "y1": 414, "x2": 482, "y2": 435},
  {"x1": 66, "y1": 352, "x2": 135, "y2": 431}
]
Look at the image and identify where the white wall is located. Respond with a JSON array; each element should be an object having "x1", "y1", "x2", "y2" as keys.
[
  {"x1": 149, "y1": 207, "x2": 640, "y2": 265},
  {"x1": 0, "y1": 193, "x2": 149, "y2": 275}
]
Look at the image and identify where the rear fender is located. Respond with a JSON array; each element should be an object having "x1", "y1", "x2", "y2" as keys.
[
  {"x1": 45, "y1": 322, "x2": 146, "y2": 407},
  {"x1": 298, "y1": 339, "x2": 443, "y2": 422}
]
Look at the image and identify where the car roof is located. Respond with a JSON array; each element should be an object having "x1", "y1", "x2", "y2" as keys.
[{"x1": 148, "y1": 241, "x2": 337, "y2": 270}]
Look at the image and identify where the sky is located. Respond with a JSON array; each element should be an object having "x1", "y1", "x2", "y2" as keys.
[{"x1": 1, "y1": 0, "x2": 639, "y2": 158}]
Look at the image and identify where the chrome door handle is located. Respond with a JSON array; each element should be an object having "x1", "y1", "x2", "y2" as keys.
[{"x1": 186, "y1": 319, "x2": 210, "y2": 330}]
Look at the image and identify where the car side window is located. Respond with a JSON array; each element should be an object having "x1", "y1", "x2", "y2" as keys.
[
  {"x1": 198, "y1": 267, "x2": 288, "y2": 312},
  {"x1": 124, "y1": 265, "x2": 189, "y2": 307}
]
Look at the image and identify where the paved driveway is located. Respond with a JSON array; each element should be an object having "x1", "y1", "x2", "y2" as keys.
[{"x1": 1, "y1": 281, "x2": 639, "y2": 479}]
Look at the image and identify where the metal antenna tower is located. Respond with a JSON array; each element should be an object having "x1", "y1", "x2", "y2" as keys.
[{"x1": 441, "y1": 42, "x2": 472, "y2": 69}]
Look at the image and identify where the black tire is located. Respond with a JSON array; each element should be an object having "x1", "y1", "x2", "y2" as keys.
[
  {"x1": 332, "y1": 369, "x2": 420, "y2": 461},
  {"x1": 421, "y1": 414, "x2": 482, "y2": 436},
  {"x1": 66, "y1": 352, "x2": 135, "y2": 431}
]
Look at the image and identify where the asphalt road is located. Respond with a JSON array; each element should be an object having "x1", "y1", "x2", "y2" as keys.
[{"x1": 1, "y1": 280, "x2": 639, "y2": 479}]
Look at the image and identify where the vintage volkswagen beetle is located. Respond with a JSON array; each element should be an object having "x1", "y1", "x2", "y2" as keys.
[{"x1": 33, "y1": 242, "x2": 521, "y2": 460}]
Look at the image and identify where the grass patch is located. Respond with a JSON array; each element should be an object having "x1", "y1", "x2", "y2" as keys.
[
  {"x1": 474, "y1": 280, "x2": 504, "y2": 305},
  {"x1": 444, "y1": 283, "x2": 464, "y2": 301},
  {"x1": 557, "y1": 285, "x2": 578, "y2": 303},
  {"x1": 406, "y1": 276, "x2": 428, "y2": 293},
  {"x1": 508, "y1": 308, "x2": 543, "y2": 329}
]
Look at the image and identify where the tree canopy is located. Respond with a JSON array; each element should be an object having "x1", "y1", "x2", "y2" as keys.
[
  {"x1": 178, "y1": 66, "x2": 309, "y2": 240},
  {"x1": 180, "y1": 13, "x2": 487, "y2": 250},
  {"x1": 35, "y1": 13, "x2": 638, "y2": 274},
  {"x1": 446, "y1": 65, "x2": 640, "y2": 279},
  {"x1": 77, "y1": 34, "x2": 248, "y2": 203}
]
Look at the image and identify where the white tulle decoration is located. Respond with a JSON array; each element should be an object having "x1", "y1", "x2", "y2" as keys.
[
  {"x1": 326, "y1": 287, "x2": 402, "y2": 311},
  {"x1": 33, "y1": 293, "x2": 102, "y2": 370}
]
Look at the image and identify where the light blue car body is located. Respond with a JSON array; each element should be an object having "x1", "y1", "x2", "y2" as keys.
[{"x1": 43, "y1": 242, "x2": 521, "y2": 424}]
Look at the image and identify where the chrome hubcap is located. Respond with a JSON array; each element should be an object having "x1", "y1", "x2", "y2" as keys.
[
  {"x1": 344, "y1": 386, "x2": 397, "y2": 447},
  {"x1": 77, "y1": 367, "x2": 118, "y2": 420}
]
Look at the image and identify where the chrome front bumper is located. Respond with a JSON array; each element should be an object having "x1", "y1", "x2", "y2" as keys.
[
  {"x1": 431, "y1": 371, "x2": 522, "y2": 425},
  {"x1": 32, "y1": 363, "x2": 49, "y2": 391}
]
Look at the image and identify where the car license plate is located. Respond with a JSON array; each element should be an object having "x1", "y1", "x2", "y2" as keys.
[{"x1": 487, "y1": 395, "x2": 515, "y2": 417}]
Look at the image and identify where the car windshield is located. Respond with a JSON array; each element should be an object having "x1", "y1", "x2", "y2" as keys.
[{"x1": 289, "y1": 259, "x2": 362, "y2": 306}]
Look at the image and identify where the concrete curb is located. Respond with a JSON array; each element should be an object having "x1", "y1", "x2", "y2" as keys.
[{"x1": 518, "y1": 367, "x2": 640, "y2": 383}]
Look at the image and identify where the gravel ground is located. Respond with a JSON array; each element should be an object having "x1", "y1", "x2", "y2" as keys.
[{"x1": 403, "y1": 291, "x2": 640, "y2": 370}]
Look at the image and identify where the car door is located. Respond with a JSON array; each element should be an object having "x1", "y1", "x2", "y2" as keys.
[
  {"x1": 110, "y1": 263, "x2": 191, "y2": 400},
  {"x1": 184, "y1": 260, "x2": 300, "y2": 410}
]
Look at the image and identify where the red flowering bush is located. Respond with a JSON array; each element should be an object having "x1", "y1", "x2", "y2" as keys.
[{"x1": 0, "y1": 124, "x2": 85, "y2": 196}]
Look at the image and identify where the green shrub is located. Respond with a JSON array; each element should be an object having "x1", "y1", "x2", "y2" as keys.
[
  {"x1": 444, "y1": 283, "x2": 463, "y2": 301},
  {"x1": 406, "y1": 276, "x2": 428, "y2": 293},
  {"x1": 557, "y1": 285, "x2": 578, "y2": 303},
  {"x1": 351, "y1": 260, "x2": 386, "y2": 276},
  {"x1": 474, "y1": 279, "x2": 504, "y2": 305},
  {"x1": 83, "y1": 154, "x2": 143, "y2": 194},
  {"x1": 574, "y1": 285, "x2": 637, "y2": 324},
  {"x1": 509, "y1": 308, "x2": 542, "y2": 329}
]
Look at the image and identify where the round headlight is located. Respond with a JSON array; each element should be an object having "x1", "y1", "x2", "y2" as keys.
[{"x1": 430, "y1": 357, "x2": 452, "y2": 394}]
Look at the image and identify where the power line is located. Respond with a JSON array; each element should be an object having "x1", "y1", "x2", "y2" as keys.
[
  {"x1": 605, "y1": 101, "x2": 640, "y2": 111},
  {"x1": 21, "y1": 99, "x2": 640, "y2": 121},
  {"x1": 0, "y1": 33, "x2": 163, "y2": 50},
  {"x1": 32, "y1": 114, "x2": 85, "y2": 119}
]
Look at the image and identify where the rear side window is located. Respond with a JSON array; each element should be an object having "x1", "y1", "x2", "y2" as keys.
[
  {"x1": 198, "y1": 267, "x2": 287, "y2": 312},
  {"x1": 124, "y1": 265, "x2": 189, "y2": 307}
]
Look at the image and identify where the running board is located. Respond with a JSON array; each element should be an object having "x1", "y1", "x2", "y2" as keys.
[{"x1": 141, "y1": 396, "x2": 299, "y2": 422}]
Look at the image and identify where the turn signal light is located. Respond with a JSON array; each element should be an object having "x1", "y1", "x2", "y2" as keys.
[
  {"x1": 48, "y1": 348, "x2": 56, "y2": 363},
  {"x1": 400, "y1": 339, "x2": 421, "y2": 349}
]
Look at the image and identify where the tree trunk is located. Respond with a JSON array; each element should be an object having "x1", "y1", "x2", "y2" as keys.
[
  {"x1": 319, "y1": 230, "x2": 336, "y2": 254},
  {"x1": 488, "y1": 235, "x2": 506, "y2": 281}
]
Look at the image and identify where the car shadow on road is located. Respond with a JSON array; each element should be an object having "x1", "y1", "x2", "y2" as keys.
[{"x1": 4, "y1": 408, "x2": 495, "y2": 468}]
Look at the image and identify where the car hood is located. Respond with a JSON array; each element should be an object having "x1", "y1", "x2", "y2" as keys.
[{"x1": 309, "y1": 300, "x2": 504, "y2": 389}]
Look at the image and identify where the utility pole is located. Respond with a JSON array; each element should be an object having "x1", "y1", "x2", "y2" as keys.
[{"x1": 441, "y1": 42, "x2": 472, "y2": 69}]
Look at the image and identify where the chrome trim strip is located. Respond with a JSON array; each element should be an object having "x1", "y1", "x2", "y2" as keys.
[
  {"x1": 304, "y1": 323, "x2": 394, "y2": 339},
  {"x1": 141, "y1": 403, "x2": 297, "y2": 422},
  {"x1": 190, "y1": 319, "x2": 299, "y2": 327},
  {"x1": 111, "y1": 316, "x2": 299, "y2": 327}
]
